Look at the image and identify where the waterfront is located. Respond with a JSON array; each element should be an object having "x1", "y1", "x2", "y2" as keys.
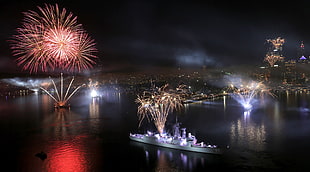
[{"x1": 2, "y1": 90, "x2": 310, "y2": 171}]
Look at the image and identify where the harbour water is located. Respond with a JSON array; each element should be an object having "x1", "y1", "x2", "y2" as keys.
[{"x1": 1, "y1": 90, "x2": 310, "y2": 171}]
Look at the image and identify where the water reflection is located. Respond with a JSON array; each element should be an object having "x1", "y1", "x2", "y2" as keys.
[
  {"x1": 40, "y1": 99, "x2": 102, "y2": 171},
  {"x1": 230, "y1": 110, "x2": 266, "y2": 151},
  {"x1": 131, "y1": 141, "x2": 221, "y2": 171},
  {"x1": 41, "y1": 94, "x2": 54, "y2": 114},
  {"x1": 101, "y1": 88, "x2": 121, "y2": 104},
  {"x1": 41, "y1": 108, "x2": 82, "y2": 139},
  {"x1": 223, "y1": 95, "x2": 227, "y2": 111},
  {"x1": 44, "y1": 135, "x2": 89, "y2": 172},
  {"x1": 89, "y1": 97, "x2": 99, "y2": 118},
  {"x1": 273, "y1": 101, "x2": 281, "y2": 133}
]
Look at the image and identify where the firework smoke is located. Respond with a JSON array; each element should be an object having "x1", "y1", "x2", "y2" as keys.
[{"x1": 2, "y1": 77, "x2": 50, "y2": 92}]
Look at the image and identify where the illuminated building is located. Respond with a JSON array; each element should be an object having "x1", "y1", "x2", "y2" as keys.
[{"x1": 283, "y1": 60, "x2": 296, "y2": 84}]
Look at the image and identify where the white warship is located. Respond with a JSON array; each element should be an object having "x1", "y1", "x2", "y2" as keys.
[{"x1": 129, "y1": 123, "x2": 224, "y2": 154}]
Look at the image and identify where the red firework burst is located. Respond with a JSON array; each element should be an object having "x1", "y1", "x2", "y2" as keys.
[{"x1": 10, "y1": 4, "x2": 97, "y2": 73}]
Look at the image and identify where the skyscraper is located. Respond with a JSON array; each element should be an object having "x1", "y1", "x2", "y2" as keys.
[{"x1": 297, "y1": 41, "x2": 308, "y2": 64}]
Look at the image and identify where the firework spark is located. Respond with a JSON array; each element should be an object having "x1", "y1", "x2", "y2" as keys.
[
  {"x1": 264, "y1": 37, "x2": 285, "y2": 67},
  {"x1": 40, "y1": 73, "x2": 83, "y2": 108},
  {"x1": 264, "y1": 54, "x2": 284, "y2": 67},
  {"x1": 267, "y1": 37, "x2": 285, "y2": 51},
  {"x1": 10, "y1": 4, "x2": 97, "y2": 73},
  {"x1": 227, "y1": 80, "x2": 274, "y2": 110},
  {"x1": 136, "y1": 84, "x2": 184, "y2": 135}
]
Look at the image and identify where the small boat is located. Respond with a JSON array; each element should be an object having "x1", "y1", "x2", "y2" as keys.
[
  {"x1": 35, "y1": 151, "x2": 47, "y2": 160},
  {"x1": 129, "y1": 123, "x2": 224, "y2": 154},
  {"x1": 54, "y1": 102, "x2": 70, "y2": 109}
]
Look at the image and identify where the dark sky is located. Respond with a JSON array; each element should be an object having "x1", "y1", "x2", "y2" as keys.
[{"x1": 1, "y1": 0, "x2": 310, "y2": 73}]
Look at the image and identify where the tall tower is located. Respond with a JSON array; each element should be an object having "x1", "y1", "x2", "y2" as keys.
[
  {"x1": 297, "y1": 41, "x2": 308, "y2": 64},
  {"x1": 298, "y1": 41, "x2": 306, "y2": 59},
  {"x1": 264, "y1": 37, "x2": 285, "y2": 67}
]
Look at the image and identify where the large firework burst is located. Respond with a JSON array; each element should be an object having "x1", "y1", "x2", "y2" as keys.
[
  {"x1": 136, "y1": 84, "x2": 185, "y2": 135},
  {"x1": 10, "y1": 4, "x2": 97, "y2": 73},
  {"x1": 264, "y1": 54, "x2": 284, "y2": 67}
]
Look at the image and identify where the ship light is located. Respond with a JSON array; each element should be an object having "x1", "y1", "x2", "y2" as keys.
[
  {"x1": 155, "y1": 134, "x2": 160, "y2": 140},
  {"x1": 147, "y1": 131, "x2": 152, "y2": 135},
  {"x1": 180, "y1": 138, "x2": 187, "y2": 146}
]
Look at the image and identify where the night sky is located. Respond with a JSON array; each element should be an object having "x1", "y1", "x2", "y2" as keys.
[{"x1": 1, "y1": 0, "x2": 310, "y2": 73}]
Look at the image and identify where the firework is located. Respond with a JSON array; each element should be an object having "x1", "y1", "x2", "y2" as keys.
[
  {"x1": 267, "y1": 37, "x2": 285, "y2": 51},
  {"x1": 136, "y1": 84, "x2": 184, "y2": 135},
  {"x1": 88, "y1": 78, "x2": 100, "y2": 98},
  {"x1": 10, "y1": 23, "x2": 47, "y2": 73},
  {"x1": 10, "y1": 4, "x2": 97, "y2": 73},
  {"x1": 264, "y1": 54, "x2": 284, "y2": 67},
  {"x1": 40, "y1": 73, "x2": 83, "y2": 108},
  {"x1": 264, "y1": 37, "x2": 285, "y2": 67},
  {"x1": 228, "y1": 80, "x2": 274, "y2": 110}
]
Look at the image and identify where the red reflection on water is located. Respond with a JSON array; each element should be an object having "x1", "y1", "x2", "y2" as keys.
[{"x1": 45, "y1": 135, "x2": 89, "y2": 172}]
